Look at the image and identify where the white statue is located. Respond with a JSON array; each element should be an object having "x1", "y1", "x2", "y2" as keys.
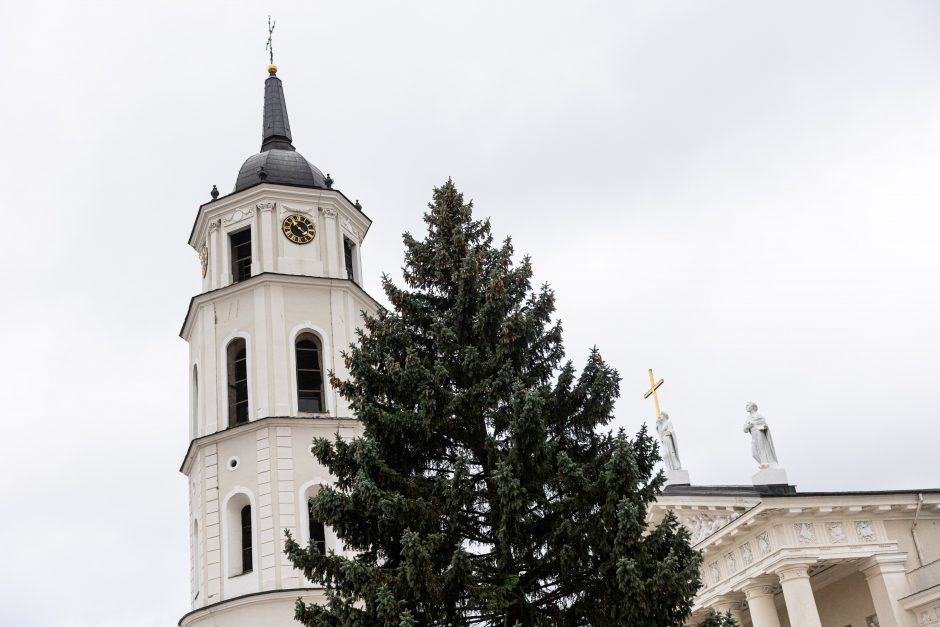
[
  {"x1": 656, "y1": 412, "x2": 682, "y2": 471},
  {"x1": 743, "y1": 402, "x2": 779, "y2": 469}
]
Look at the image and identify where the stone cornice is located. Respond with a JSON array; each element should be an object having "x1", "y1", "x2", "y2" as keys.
[
  {"x1": 189, "y1": 184, "x2": 371, "y2": 250},
  {"x1": 695, "y1": 544, "x2": 903, "y2": 607},
  {"x1": 178, "y1": 272, "x2": 383, "y2": 340},
  {"x1": 179, "y1": 415, "x2": 361, "y2": 475},
  {"x1": 178, "y1": 587, "x2": 321, "y2": 627}
]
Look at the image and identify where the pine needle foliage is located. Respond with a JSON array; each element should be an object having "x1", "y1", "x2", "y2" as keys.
[
  {"x1": 285, "y1": 179, "x2": 703, "y2": 626},
  {"x1": 698, "y1": 610, "x2": 740, "y2": 627}
]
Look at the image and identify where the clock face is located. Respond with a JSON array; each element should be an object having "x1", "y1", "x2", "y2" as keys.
[
  {"x1": 282, "y1": 214, "x2": 316, "y2": 244},
  {"x1": 199, "y1": 245, "x2": 208, "y2": 277}
]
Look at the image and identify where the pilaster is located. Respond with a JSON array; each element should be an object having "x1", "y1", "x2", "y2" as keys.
[
  {"x1": 276, "y1": 425, "x2": 300, "y2": 588},
  {"x1": 203, "y1": 444, "x2": 222, "y2": 604},
  {"x1": 860, "y1": 553, "x2": 916, "y2": 627},
  {"x1": 257, "y1": 427, "x2": 276, "y2": 590}
]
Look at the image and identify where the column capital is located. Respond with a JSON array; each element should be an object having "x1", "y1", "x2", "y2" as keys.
[
  {"x1": 859, "y1": 552, "x2": 909, "y2": 579},
  {"x1": 858, "y1": 552, "x2": 907, "y2": 577},
  {"x1": 712, "y1": 594, "x2": 745, "y2": 611},
  {"x1": 773, "y1": 559, "x2": 817, "y2": 582},
  {"x1": 741, "y1": 575, "x2": 779, "y2": 600}
]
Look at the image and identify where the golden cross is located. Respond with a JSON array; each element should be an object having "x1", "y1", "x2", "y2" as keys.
[{"x1": 643, "y1": 368, "x2": 664, "y2": 417}]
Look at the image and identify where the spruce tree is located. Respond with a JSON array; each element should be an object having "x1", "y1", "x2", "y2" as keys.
[
  {"x1": 285, "y1": 179, "x2": 704, "y2": 626},
  {"x1": 698, "y1": 610, "x2": 740, "y2": 627}
]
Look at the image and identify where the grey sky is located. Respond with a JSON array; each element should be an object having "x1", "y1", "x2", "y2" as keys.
[{"x1": 1, "y1": 2, "x2": 938, "y2": 625}]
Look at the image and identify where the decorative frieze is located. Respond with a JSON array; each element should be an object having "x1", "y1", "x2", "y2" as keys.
[
  {"x1": 709, "y1": 562, "x2": 721, "y2": 584},
  {"x1": 724, "y1": 551, "x2": 737, "y2": 573},
  {"x1": 740, "y1": 542, "x2": 754, "y2": 566},
  {"x1": 687, "y1": 512, "x2": 742, "y2": 544},
  {"x1": 222, "y1": 205, "x2": 255, "y2": 226},
  {"x1": 341, "y1": 217, "x2": 362, "y2": 241},
  {"x1": 856, "y1": 520, "x2": 876, "y2": 542},
  {"x1": 278, "y1": 203, "x2": 311, "y2": 219},
  {"x1": 757, "y1": 531, "x2": 772, "y2": 555},
  {"x1": 795, "y1": 522, "x2": 817, "y2": 544},
  {"x1": 827, "y1": 521, "x2": 847, "y2": 543}
]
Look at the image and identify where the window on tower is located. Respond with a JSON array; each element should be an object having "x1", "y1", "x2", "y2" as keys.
[
  {"x1": 343, "y1": 237, "x2": 356, "y2": 284},
  {"x1": 230, "y1": 228, "x2": 252, "y2": 283},
  {"x1": 295, "y1": 333, "x2": 324, "y2": 413},
  {"x1": 225, "y1": 492, "x2": 254, "y2": 580},
  {"x1": 308, "y1": 501, "x2": 326, "y2": 556},
  {"x1": 192, "y1": 519, "x2": 200, "y2": 599},
  {"x1": 191, "y1": 365, "x2": 199, "y2": 439},
  {"x1": 240, "y1": 505, "x2": 253, "y2": 573},
  {"x1": 227, "y1": 339, "x2": 249, "y2": 427}
]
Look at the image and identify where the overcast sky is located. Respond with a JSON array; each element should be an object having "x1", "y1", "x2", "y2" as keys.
[{"x1": 1, "y1": 2, "x2": 938, "y2": 625}]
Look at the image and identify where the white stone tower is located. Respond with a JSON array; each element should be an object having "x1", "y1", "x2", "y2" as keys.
[{"x1": 179, "y1": 63, "x2": 378, "y2": 626}]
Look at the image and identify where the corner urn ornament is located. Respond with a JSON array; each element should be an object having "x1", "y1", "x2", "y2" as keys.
[{"x1": 282, "y1": 213, "x2": 316, "y2": 244}]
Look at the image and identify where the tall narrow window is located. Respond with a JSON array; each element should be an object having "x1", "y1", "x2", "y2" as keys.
[
  {"x1": 193, "y1": 520, "x2": 200, "y2": 599},
  {"x1": 343, "y1": 237, "x2": 356, "y2": 283},
  {"x1": 230, "y1": 228, "x2": 252, "y2": 283},
  {"x1": 191, "y1": 365, "x2": 199, "y2": 438},
  {"x1": 240, "y1": 505, "x2": 253, "y2": 573},
  {"x1": 295, "y1": 333, "x2": 324, "y2": 413},
  {"x1": 227, "y1": 339, "x2": 248, "y2": 427},
  {"x1": 308, "y1": 502, "x2": 326, "y2": 555}
]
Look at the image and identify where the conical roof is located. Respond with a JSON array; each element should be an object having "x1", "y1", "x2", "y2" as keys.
[{"x1": 234, "y1": 66, "x2": 328, "y2": 192}]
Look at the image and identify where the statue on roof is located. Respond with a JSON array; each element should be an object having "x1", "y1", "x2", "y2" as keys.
[
  {"x1": 656, "y1": 412, "x2": 682, "y2": 471},
  {"x1": 743, "y1": 402, "x2": 779, "y2": 469}
]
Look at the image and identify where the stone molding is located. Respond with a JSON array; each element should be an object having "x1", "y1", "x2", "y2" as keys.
[
  {"x1": 859, "y1": 552, "x2": 910, "y2": 579},
  {"x1": 222, "y1": 205, "x2": 255, "y2": 226},
  {"x1": 741, "y1": 575, "x2": 778, "y2": 600},
  {"x1": 774, "y1": 560, "x2": 815, "y2": 582},
  {"x1": 179, "y1": 415, "x2": 362, "y2": 475},
  {"x1": 189, "y1": 185, "x2": 370, "y2": 251}
]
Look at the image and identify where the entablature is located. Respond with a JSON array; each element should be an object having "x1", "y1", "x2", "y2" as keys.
[
  {"x1": 179, "y1": 415, "x2": 362, "y2": 475},
  {"x1": 189, "y1": 184, "x2": 371, "y2": 251},
  {"x1": 179, "y1": 272, "x2": 383, "y2": 340}
]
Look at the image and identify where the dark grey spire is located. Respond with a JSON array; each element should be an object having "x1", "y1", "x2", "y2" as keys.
[
  {"x1": 233, "y1": 66, "x2": 329, "y2": 193},
  {"x1": 261, "y1": 67, "x2": 294, "y2": 152}
]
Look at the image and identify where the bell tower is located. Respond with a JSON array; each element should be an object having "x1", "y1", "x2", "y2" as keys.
[{"x1": 178, "y1": 63, "x2": 378, "y2": 626}]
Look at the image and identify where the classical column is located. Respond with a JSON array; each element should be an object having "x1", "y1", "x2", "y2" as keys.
[
  {"x1": 712, "y1": 596, "x2": 745, "y2": 625},
  {"x1": 741, "y1": 576, "x2": 782, "y2": 627},
  {"x1": 774, "y1": 562, "x2": 822, "y2": 627},
  {"x1": 860, "y1": 554, "x2": 916, "y2": 627}
]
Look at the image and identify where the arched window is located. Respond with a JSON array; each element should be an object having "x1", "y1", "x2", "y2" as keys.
[
  {"x1": 227, "y1": 339, "x2": 248, "y2": 427},
  {"x1": 295, "y1": 333, "x2": 324, "y2": 413},
  {"x1": 308, "y1": 502, "x2": 326, "y2": 555},
  {"x1": 225, "y1": 493, "x2": 254, "y2": 578},
  {"x1": 240, "y1": 505, "x2": 253, "y2": 573},
  {"x1": 191, "y1": 365, "x2": 199, "y2": 438}
]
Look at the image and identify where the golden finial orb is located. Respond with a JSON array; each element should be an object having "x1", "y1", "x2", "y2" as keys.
[{"x1": 268, "y1": 63, "x2": 278, "y2": 74}]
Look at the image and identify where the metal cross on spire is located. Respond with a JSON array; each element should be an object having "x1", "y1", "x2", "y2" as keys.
[
  {"x1": 643, "y1": 368, "x2": 665, "y2": 418},
  {"x1": 266, "y1": 15, "x2": 276, "y2": 66}
]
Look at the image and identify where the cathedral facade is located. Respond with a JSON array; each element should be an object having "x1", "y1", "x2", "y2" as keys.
[{"x1": 177, "y1": 63, "x2": 940, "y2": 627}]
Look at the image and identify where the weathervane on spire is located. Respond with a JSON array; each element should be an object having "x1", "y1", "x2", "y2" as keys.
[{"x1": 266, "y1": 15, "x2": 277, "y2": 72}]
